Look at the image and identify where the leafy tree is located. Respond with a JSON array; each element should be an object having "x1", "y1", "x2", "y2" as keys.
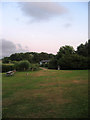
[
  {"x1": 57, "y1": 45, "x2": 75, "y2": 59},
  {"x1": 22, "y1": 53, "x2": 34, "y2": 63},
  {"x1": 32, "y1": 53, "x2": 40, "y2": 63},
  {"x1": 10, "y1": 53, "x2": 23, "y2": 61},
  {"x1": 57, "y1": 54, "x2": 88, "y2": 70},
  {"x1": 88, "y1": 40, "x2": 90, "y2": 69},
  {"x1": 48, "y1": 58, "x2": 58, "y2": 69},
  {"x1": 76, "y1": 42, "x2": 88, "y2": 57},
  {"x1": 70, "y1": 54, "x2": 88, "y2": 69},
  {"x1": 88, "y1": 39, "x2": 90, "y2": 56},
  {"x1": 2, "y1": 57, "x2": 10, "y2": 63},
  {"x1": 57, "y1": 55, "x2": 72, "y2": 69}
]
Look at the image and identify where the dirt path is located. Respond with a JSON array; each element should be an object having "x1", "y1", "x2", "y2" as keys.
[{"x1": 40, "y1": 67, "x2": 48, "y2": 71}]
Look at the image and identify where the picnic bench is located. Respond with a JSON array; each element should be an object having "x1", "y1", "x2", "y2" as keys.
[{"x1": 6, "y1": 71, "x2": 15, "y2": 76}]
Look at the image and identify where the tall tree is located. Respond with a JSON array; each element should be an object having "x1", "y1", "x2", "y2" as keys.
[
  {"x1": 76, "y1": 42, "x2": 88, "y2": 57},
  {"x1": 57, "y1": 45, "x2": 75, "y2": 58}
]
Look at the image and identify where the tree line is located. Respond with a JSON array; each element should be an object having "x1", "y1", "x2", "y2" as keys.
[
  {"x1": 48, "y1": 40, "x2": 89, "y2": 70},
  {"x1": 2, "y1": 40, "x2": 90, "y2": 70},
  {"x1": 2, "y1": 52, "x2": 55, "y2": 64}
]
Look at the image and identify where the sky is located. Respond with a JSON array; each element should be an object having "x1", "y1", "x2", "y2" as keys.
[{"x1": 0, "y1": 1, "x2": 88, "y2": 58}]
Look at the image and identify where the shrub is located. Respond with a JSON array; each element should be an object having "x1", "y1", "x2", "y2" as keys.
[
  {"x1": 30, "y1": 64, "x2": 39, "y2": 71},
  {"x1": 2, "y1": 64, "x2": 15, "y2": 72},
  {"x1": 14, "y1": 62, "x2": 19, "y2": 71},
  {"x1": 18, "y1": 60, "x2": 30, "y2": 71}
]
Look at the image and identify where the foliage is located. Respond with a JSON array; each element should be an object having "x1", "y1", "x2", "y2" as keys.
[
  {"x1": 53, "y1": 41, "x2": 89, "y2": 70},
  {"x1": 2, "y1": 57, "x2": 10, "y2": 63},
  {"x1": 2, "y1": 64, "x2": 15, "y2": 72},
  {"x1": 2, "y1": 61, "x2": 39, "y2": 72},
  {"x1": 48, "y1": 58, "x2": 58, "y2": 69},
  {"x1": 57, "y1": 54, "x2": 88, "y2": 70},
  {"x1": 17, "y1": 60, "x2": 30, "y2": 71},
  {"x1": 88, "y1": 57, "x2": 90, "y2": 69},
  {"x1": 2, "y1": 40, "x2": 90, "y2": 70},
  {"x1": 14, "y1": 61, "x2": 19, "y2": 71},
  {"x1": 76, "y1": 42, "x2": 88, "y2": 57},
  {"x1": 57, "y1": 45, "x2": 75, "y2": 59},
  {"x1": 88, "y1": 39, "x2": 90, "y2": 55},
  {"x1": 2, "y1": 52, "x2": 55, "y2": 64},
  {"x1": 30, "y1": 63, "x2": 39, "y2": 71}
]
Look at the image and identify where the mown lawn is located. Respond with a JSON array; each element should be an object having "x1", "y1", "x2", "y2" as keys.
[{"x1": 2, "y1": 69, "x2": 88, "y2": 118}]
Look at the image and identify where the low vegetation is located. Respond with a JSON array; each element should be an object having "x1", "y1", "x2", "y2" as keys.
[
  {"x1": 2, "y1": 61, "x2": 39, "y2": 73},
  {"x1": 2, "y1": 64, "x2": 14, "y2": 72}
]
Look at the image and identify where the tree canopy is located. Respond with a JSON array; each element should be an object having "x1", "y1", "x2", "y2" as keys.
[{"x1": 2, "y1": 40, "x2": 89, "y2": 70}]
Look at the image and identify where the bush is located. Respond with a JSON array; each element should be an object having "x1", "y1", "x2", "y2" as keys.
[
  {"x1": 30, "y1": 64, "x2": 39, "y2": 71},
  {"x1": 14, "y1": 61, "x2": 19, "y2": 71},
  {"x1": 2, "y1": 64, "x2": 15, "y2": 72},
  {"x1": 18, "y1": 60, "x2": 30, "y2": 71}
]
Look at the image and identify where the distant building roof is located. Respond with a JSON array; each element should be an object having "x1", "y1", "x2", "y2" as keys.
[{"x1": 40, "y1": 60, "x2": 50, "y2": 63}]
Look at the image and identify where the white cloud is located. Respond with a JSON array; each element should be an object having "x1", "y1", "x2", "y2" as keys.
[{"x1": 19, "y1": 2, "x2": 68, "y2": 21}]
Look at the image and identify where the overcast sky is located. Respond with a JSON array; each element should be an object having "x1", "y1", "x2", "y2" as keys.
[{"x1": 0, "y1": 1, "x2": 88, "y2": 58}]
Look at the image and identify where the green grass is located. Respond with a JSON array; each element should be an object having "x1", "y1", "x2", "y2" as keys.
[{"x1": 2, "y1": 69, "x2": 88, "y2": 118}]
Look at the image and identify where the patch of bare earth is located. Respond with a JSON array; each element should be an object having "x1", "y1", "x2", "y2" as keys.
[
  {"x1": 73, "y1": 80, "x2": 88, "y2": 84},
  {"x1": 31, "y1": 70, "x2": 58, "y2": 77},
  {"x1": 73, "y1": 80, "x2": 80, "y2": 83},
  {"x1": 39, "y1": 82, "x2": 59, "y2": 86},
  {"x1": 61, "y1": 70, "x2": 72, "y2": 73},
  {"x1": 40, "y1": 67, "x2": 48, "y2": 71}
]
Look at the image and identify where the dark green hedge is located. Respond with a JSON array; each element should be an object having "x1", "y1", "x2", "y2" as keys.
[{"x1": 2, "y1": 64, "x2": 15, "y2": 72}]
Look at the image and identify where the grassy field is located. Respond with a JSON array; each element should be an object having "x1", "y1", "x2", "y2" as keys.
[{"x1": 2, "y1": 69, "x2": 88, "y2": 118}]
